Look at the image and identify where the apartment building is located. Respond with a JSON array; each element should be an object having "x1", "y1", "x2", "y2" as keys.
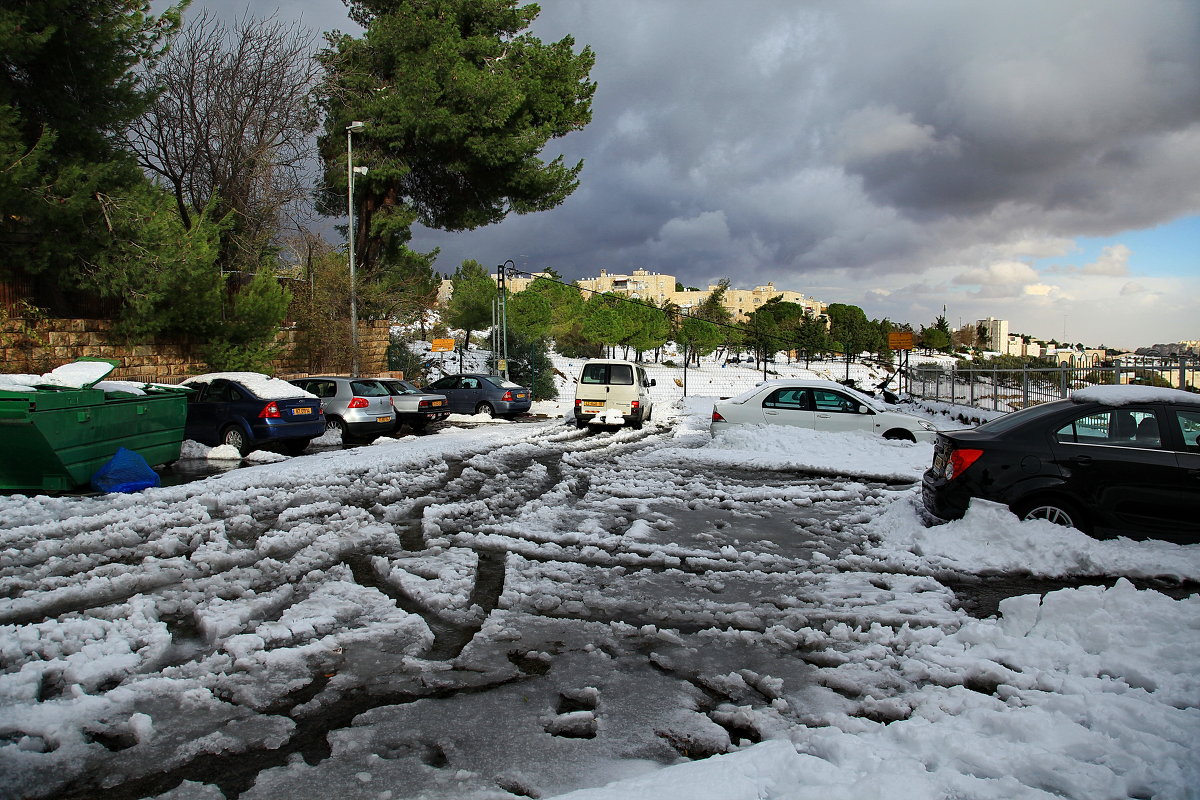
[
  {"x1": 672, "y1": 282, "x2": 824, "y2": 321},
  {"x1": 574, "y1": 269, "x2": 676, "y2": 305},
  {"x1": 445, "y1": 267, "x2": 826, "y2": 323}
]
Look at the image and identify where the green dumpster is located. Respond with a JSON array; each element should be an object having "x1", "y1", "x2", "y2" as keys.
[{"x1": 0, "y1": 359, "x2": 190, "y2": 493}]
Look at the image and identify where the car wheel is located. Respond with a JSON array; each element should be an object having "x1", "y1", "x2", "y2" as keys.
[
  {"x1": 326, "y1": 417, "x2": 346, "y2": 436},
  {"x1": 475, "y1": 402, "x2": 494, "y2": 417},
  {"x1": 409, "y1": 420, "x2": 428, "y2": 432},
  {"x1": 1013, "y1": 496, "x2": 1090, "y2": 533},
  {"x1": 221, "y1": 425, "x2": 249, "y2": 456},
  {"x1": 882, "y1": 429, "x2": 916, "y2": 442},
  {"x1": 283, "y1": 438, "x2": 311, "y2": 456}
]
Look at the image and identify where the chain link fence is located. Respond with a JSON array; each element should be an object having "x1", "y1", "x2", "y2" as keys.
[{"x1": 908, "y1": 358, "x2": 1198, "y2": 413}]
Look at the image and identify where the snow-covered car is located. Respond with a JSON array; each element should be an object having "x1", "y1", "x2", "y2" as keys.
[
  {"x1": 181, "y1": 372, "x2": 324, "y2": 456},
  {"x1": 378, "y1": 378, "x2": 449, "y2": 433},
  {"x1": 710, "y1": 379, "x2": 936, "y2": 442}
]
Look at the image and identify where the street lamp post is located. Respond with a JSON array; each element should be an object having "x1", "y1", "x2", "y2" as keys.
[
  {"x1": 497, "y1": 260, "x2": 515, "y2": 380},
  {"x1": 346, "y1": 121, "x2": 366, "y2": 376}
]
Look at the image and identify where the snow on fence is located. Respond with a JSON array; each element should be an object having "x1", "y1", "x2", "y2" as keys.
[{"x1": 907, "y1": 358, "x2": 1199, "y2": 413}]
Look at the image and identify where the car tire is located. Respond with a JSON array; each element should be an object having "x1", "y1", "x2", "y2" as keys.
[
  {"x1": 408, "y1": 420, "x2": 428, "y2": 432},
  {"x1": 1013, "y1": 496, "x2": 1091, "y2": 533},
  {"x1": 326, "y1": 417, "x2": 346, "y2": 436},
  {"x1": 283, "y1": 438, "x2": 311, "y2": 456},
  {"x1": 475, "y1": 402, "x2": 494, "y2": 417},
  {"x1": 221, "y1": 425, "x2": 250, "y2": 456},
  {"x1": 882, "y1": 429, "x2": 916, "y2": 442}
]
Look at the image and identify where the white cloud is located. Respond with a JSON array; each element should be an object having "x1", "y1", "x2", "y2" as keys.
[
  {"x1": 1080, "y1": 244, "x2": 1132, "y2": 276},
  {"x1": 953, "y1": 261, "x2": 1040, "y2": 288}
]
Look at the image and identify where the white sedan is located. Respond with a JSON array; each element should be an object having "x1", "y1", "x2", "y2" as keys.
[{"x1": 711, "y1": 379, "x2": 936, "y2": 442}]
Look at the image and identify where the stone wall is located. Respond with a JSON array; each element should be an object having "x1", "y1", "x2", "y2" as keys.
[{"x1": 0, "y1": 318, "x2": 392, "y2": 382}]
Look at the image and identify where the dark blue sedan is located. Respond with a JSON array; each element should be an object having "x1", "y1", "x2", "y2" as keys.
[{"x1": 181, "y1": 372, "x2": 325, "y2": 455}]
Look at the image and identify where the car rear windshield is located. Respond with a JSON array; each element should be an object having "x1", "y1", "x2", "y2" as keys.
[
  {"x1": 974, "y1": 400, "x2": 1071, "y2": 433},
  {"x1": 581, "y1": 363, "x2": 634, "y2": 385},
  {"x1": 481, "y1": 376, "x2": 524, "y2": 389},
  {"x1": 350, "y1": 380, "x2": 390, "y2": 397}
]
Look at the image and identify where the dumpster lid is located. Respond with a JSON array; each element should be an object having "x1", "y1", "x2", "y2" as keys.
[{"x1": 0, "y1": 358, "x2": 119, "y2": 393}]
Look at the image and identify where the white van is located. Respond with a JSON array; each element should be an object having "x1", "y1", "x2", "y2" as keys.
[{"x1": 573, "y1": 359, "x2": 656, "y2": 429}]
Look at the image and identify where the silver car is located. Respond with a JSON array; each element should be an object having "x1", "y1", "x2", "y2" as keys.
[
  {"x1": 288, "y1": 376, "x2": 395, "y2": 440},
  {"x1": 378, "y1": 378, "x2": 449, "y2": 433}
]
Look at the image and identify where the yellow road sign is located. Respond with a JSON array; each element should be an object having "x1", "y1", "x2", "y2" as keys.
[{"x1": 431, "y1": 338, "x2": 456, "y2": 352}]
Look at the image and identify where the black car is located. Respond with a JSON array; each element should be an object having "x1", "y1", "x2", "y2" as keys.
[{"x1": 922, "y1": 386, "x2": 1200, "y2": 540}]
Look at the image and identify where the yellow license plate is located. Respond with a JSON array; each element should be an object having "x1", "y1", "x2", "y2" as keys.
[
  {"x1": 583, "y1": 400, "x2": 604, "y2": 407},
  {"x1": 431, "y1": 400, "x2": 444, "y2": 406},
  {"x1": 378, "y1": 416, "x2": 392, "y2": 423},
  {"x1": 516, "y1": 393, "x2": 528, "y2": 399},
  {"x1": 292, "y1": 407, "x2": 313, "y2": 415}
]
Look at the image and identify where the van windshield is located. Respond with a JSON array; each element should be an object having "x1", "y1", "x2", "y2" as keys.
[{"x1": 581, "y1": 363, "x2": 633, "y2": 385}]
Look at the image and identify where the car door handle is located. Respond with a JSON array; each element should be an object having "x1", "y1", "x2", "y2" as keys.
[
  {"x1": 765, "y1": 410, "x2": 778, "y2": 416},
  {"x1": 816, "y1": 413, "x2": 831, "y2": 419},
  {"x1": 1069, "y1": 455, "x2": 1093, "y2": 465}
]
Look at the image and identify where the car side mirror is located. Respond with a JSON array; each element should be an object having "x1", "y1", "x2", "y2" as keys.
[
  {"x1": 858, "y1": 406, "x2": 870, "y2": 414},
  {"x1": 649, "y1": 379, "x2": 656, "y2": 387}
]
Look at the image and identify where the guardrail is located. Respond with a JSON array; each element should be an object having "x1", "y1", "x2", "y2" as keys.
[{"x1": 907, "y1": 358, "x2": 1198, "y2": 412}]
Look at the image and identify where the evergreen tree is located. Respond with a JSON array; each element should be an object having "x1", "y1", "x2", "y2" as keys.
[
  {"x1": 795, "y1": 313, "x2": 829, "y2": 367},
  {"x1": 444, "y1": 260, "x2": 496, "y2": 354},
  {"x1": 1, "y1": 0, "x2": 184, "y2": 306},
  {"x1": 317, "y1": 0, "x2": 595, "y2": 303}
]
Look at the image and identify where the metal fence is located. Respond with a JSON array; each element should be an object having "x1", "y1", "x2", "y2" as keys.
[{"x1": 907, "y1": 358, "x2": 1198, "y2": 413}]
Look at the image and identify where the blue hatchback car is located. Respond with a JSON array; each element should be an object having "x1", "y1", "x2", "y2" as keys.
[
  {"x1": 423, "y1": 373, "x2": 532, "y2": 418},
  {"x1": 181, "y1": 372, "x2": 325, "y2": 455}
]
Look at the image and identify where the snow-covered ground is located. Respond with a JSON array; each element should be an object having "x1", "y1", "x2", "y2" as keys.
[{"x1": 1, "y1": 354, "x2": 1197, "y2": 800}]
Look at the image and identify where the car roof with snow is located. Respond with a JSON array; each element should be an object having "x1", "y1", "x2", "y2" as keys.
[
  {"x1": 1071, "y1": 385, "x2": 1200, "y2": 406},
  {"x1": 181, "y1": 372, "x2": 315, "y2": 399}
]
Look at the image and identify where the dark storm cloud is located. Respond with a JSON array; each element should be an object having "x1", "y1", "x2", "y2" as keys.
[
  {"x1": 178, "y1": 0, "x2": 1199, "y2": 340},
  {"x1": 408, "y1": 0, "x2": 1200, "y2": 291}
]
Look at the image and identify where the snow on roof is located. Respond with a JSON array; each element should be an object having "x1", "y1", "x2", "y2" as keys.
[
  {"x1": 1072, "y1": 384, "x2": 1200, "y2": 406},
  {"x1": 181, "y1": 372, "x2": 315, "y2": 399}
]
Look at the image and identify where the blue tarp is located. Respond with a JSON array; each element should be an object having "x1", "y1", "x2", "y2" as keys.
[{"x1": 91, "y1": 447, "x2": 161, "y2": 493}]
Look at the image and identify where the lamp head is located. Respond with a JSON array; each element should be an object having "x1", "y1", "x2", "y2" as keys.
[{"x1": 347, "y1": 121, "x2": 366, "y2": 133}]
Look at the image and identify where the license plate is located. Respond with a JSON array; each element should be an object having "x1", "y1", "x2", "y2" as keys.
[
  {"x1": 378, "y1": 416, "x2": 392, "y2": 423},
  {"x1": 292, "y1": 407, "x2": 313, "y2": 415},
  {"x1": 431, "y1": 400, "x2": 444, "y2": 407},
  {"x1": 516, "y1": 393, "x2": 528, "y2": 399},
  {"x1": 583, "y1": 400, "x2": 604, "y2": 407}
]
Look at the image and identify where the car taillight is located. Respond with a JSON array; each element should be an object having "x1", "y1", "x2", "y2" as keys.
[
  {"x1": 631, "y1": 400, "x2": 640, "y2": 410},
  {"x1": 348, "y1": 397, "x2": 369, "y2": 409},
  {"x1": 258, "y1": 402, "x2": 281, "y2": 418},
  {"x1": 502, "y1": 390, "x2": 513, "y2": 402},
  {"x1": 712, "y1": 409, "x2": 727, "y2": 423},
  {"x1": 945, "y1": 448, "x2": 983, "y2": 480}
]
